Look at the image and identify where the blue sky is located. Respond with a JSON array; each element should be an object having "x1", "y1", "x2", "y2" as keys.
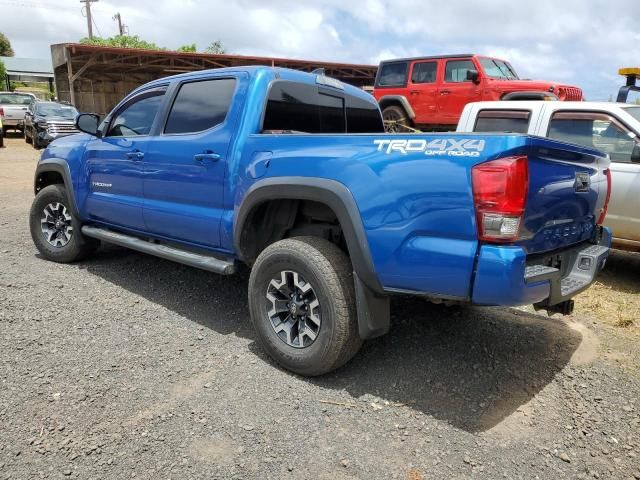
[{"x1": 2, "y1": 0, "x2": 639, "y2": 100}]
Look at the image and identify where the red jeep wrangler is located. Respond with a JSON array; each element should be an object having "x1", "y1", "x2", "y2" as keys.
[{"x1": 372, "y1": 54, "x2": 584, "y2": 131}]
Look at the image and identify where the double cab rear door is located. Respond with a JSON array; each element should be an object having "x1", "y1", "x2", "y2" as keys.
[{"x1": 83, "y1": 72, "x2": 247, "y2": 249}]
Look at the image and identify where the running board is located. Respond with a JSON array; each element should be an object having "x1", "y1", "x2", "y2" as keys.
[{"x1": 81, "y1": 226, "x2": 236, "y2": 275}]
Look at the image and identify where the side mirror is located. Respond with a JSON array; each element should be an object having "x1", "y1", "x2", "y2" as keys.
[
  {"x1": 76, "y1": 113, "x2": 101, "y2": 137},
  {"x1": 466, "y1": 69, "x2": 480, "y2": 84},
  {"x1": 632, "y1": 144, "x2": 640, "y2": 164}
]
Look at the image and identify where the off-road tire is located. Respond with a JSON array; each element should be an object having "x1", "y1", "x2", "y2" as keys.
[
  {"x1": 382, "y1": 104, "x2": 410, "y2": 133},
  {"x1": 248, "y1": 237, "x2": 362, "y2": 376},
  {"x1": 29, "y1": 184, "x2": 97, "y2": 263}
]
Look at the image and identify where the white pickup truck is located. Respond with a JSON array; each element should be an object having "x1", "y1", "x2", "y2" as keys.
[{"x1": 457, "y1": 101, "x2": 640, "y2": 252}]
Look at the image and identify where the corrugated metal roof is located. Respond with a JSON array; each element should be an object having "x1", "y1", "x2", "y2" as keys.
[{"x1": 0, "y1": 56, "x2": 53, "y2": 76}]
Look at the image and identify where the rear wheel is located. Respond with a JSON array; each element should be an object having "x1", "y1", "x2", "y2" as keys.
[
  {"x1": 382, "y1": 105, "x2": 410, "y2": 133},
  {"x1": 248, "y1": 237, "x2": 362, "y2": 376},
  {"x1": 29, "y1": 184, "x2": 97, "y2": 263}
]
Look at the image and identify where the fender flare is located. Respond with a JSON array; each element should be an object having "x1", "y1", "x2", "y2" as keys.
[
  {"x1": 377, "y1": 95, "x2": 416, "y2": 119},
  {"x1": 501, "y1": 91, "x2": 558, "y2": 101},
  {"x1": 33, "y1": 160, "x2": 80, "y2": 217},
  {"x1": 234, "y1": 177, "x2": 390, "y2": 339}
]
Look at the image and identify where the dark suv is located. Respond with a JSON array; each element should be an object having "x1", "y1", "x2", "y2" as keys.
[{"x1": 24, "y1": 101, "x2": 79, "y2": 149}]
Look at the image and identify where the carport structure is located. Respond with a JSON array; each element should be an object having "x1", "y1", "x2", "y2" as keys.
[{"x1": 51, "y1": 43, "x2": 378, "y2": 116}]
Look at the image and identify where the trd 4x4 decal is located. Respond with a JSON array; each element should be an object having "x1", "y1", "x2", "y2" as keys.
[{"x1": 374, "y1": 138, "x2": 486, "y2": 157}]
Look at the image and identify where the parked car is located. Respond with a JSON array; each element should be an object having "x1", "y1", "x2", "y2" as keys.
[
  {"x1": 372, "y1": 54, "x2": 584, "y2": 131},
  {"x1": 24, "y1": 101, "x2": 79, "y2": 149},
  {"x1": 29, "y1": 67, "x2": 610, "y2": 376},
  {"x1": 0, "y1": 92, "x2": 36, "y2": 134},
  {"x1": 457, "y1": 101, "x2": 640, "y2": 251}
]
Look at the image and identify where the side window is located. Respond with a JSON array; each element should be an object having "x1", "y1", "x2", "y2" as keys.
[
  {"x1": 474, "y1": 110, "x2": 530, "y2": 133},
  {"x1": 164, "y1": 78, "x2": 236, "y2": 134},
  {"x1": 549, "y1": 111, "x2": 639, "y2": 163},
  {"x1": 107, "y1": 91, "x2": 165, "y2": 137},
  {"x1": 262, "y1": 81, "x2": 345, "y2": 134},
  {"x1": 445, "y1": 59, "x2": 475, "y2": 83},
  {"x1": 376, "y1": 62, "x2": 409, "y2": 87},
  {"x1": 411, "y1": 62, "x2": 437, "y2": 84},
  {"x1": 346, "y1": 95, "x2": 384, "y2": 133}
]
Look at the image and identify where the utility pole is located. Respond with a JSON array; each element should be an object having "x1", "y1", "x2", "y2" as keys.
[
  {"x1": 80, "y1": 0, "x2": 99, "y2": 39},
  {"x1": 113, "y1": 12, "x2": 125, "y2": 36}
]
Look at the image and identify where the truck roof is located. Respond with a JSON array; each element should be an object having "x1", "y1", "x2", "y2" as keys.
[
  {"x1": 465, "y1": 100, "x2": 637, "y2": 111},
  {"x1": 379, "y1": 54, "x2": 475, "y2": 64},
  {"x1": 133, "y1": 65, "x2": 377, "y2": 105}
]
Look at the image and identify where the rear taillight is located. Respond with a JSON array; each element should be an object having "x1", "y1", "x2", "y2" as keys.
[
  {"x1": 472, "y1": 155, "x2": 529, "y2": 243},
  {"x1": 0, "y1": 107, "x2": 4, "y2": 117},
  {"x1": 597, "y1": 168, "x2": 611, "y2": 225}
]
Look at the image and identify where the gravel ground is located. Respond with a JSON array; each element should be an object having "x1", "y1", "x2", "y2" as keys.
[{"x1": 1, "y1": 136, "x2": 639, "y2": 480}]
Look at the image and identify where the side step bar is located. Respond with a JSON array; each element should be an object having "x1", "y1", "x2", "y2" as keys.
[{"x1": 81, "y1": 226, "x2": 236, "y2": 275}]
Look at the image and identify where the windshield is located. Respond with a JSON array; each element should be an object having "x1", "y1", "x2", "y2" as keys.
[
  {"x1": 623, "y1": 106, "x2": 640, "y2": 123},
  {"x1": 0, "y1": 93, "x2": 34, "y2": 105},
  {"x1": 479, "y1": 58, "x2": 519, "y2": 80},
  {"x1": 36, "y1": 103, "x2": 78, "y2": 118}
]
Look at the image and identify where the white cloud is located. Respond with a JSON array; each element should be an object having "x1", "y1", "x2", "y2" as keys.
[{"x1": 1, "y1": 0, "x2": 639, "y2": 99}]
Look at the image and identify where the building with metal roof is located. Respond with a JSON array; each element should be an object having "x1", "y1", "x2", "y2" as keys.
[
  {"x1": 0, "y1": 56, "x2": 54, "y2": 91},
  {"x1": 51, "y1": 43, "x2": 378, "y2": 115}
]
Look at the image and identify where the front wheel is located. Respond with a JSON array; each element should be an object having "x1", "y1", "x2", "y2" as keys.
[
  {"x1": 29, "y1": 184, "x2": 97, "y2": 263},
  {"x1": 248, "y1": 237, "x2": 362, "y2": 376},
  {"x1": 24, "y1": 126, "x2": 32, "y2": 144}
]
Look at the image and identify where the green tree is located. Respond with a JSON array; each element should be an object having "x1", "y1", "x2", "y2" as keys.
[
  {"x1": 177, "y1": 43, "x2": 197, "y2": 53},
  {"x1": 0, "y1": 32, "x2": 14, "y2": 56},
  {"x1": 205, "y1": 41, "x2": 225, "y2": 54},
  {"x1": 0, "y1": 60, "x2": 6, "y2": 89},
  {"x1": 79, "y1": 35, "x2": 164, "y2": 50}
]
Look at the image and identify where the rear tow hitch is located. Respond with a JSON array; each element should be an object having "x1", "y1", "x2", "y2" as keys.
[{"x1": 535, "y1": 299, "x2": 575, "y2": 316}]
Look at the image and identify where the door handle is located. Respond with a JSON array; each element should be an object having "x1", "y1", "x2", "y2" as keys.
[
  {"x1": 194, "y1": 151, "x2": 221, "y2": 162},
  {"x1": 440, "y1": 90, "x2": 451, "y2": 95},
  {"x1": 126, "y1": 150, "x2": 144, "y2": 160},
  {"x1": 410, "y1": 90, "x2": 420, "y2": 95}
]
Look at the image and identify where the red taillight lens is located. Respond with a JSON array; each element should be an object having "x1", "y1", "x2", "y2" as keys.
[
  {"x1": 472, "y1": 155, "x2": 529, "y2": 242},
  {"x1": 0, "y1": 107, "x2": 4, "y2": 117},
  {"x1": 597, "y1": 168, "x2": 611, "y2": 225}
]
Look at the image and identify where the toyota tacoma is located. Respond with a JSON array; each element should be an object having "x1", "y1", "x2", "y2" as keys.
[{"x1": 29, "y1": 67, "x2": 610, "y2": 376}]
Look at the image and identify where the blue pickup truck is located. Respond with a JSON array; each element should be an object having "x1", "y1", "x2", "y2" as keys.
[{"x1": 29, "y1": 66, "x2": 611, "y2": 376}]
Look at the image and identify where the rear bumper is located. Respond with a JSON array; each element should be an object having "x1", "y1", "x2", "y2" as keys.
[
  {"x1": 472, "y1": 226, "x2": 611, "y2": 307},
  {"x1": 3, "y1": 118, "x2": 24, "y2": 128}
]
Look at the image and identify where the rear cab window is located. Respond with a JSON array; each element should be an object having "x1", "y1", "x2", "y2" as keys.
[
  {"x1": 548, "y1": 111, "x2": 640, "y2": 163},
  {"x1": 262, "y1": 81, "x2": 383, "y2": 134},
  {"x1": 375, "y1": 62, "x2": 409, "y2": 88},
  {"x1": 474, "y1": 109, "x2": 531, "y2": 133}
]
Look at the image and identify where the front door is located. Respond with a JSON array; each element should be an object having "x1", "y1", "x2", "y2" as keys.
[
  {"x1": 83, "y1": 88, "x2": 166, "y2": 231},
  {"x1": 439, "y1": 58, "x2": 482, "y2": 125},
  {"x1": 142, "y1": 75, "x2": 241, "y2": 248}
]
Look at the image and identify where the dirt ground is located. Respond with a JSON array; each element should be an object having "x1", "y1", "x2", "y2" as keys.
[{"x1": 1, "y1": 135, "x2": 639, "y2": 479}]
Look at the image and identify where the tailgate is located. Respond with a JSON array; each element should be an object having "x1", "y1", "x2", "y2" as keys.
[
  {"x1": 2, "y1": 105, "x2": 28, "y2": 121},
  {"x1": 518, "y1": 136, "x2": 609, "y2": 254}
]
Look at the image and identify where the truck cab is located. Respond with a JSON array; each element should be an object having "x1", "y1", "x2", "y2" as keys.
[{"x1": 373, "y1": 54, "x2": 583, "y2": 131}]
